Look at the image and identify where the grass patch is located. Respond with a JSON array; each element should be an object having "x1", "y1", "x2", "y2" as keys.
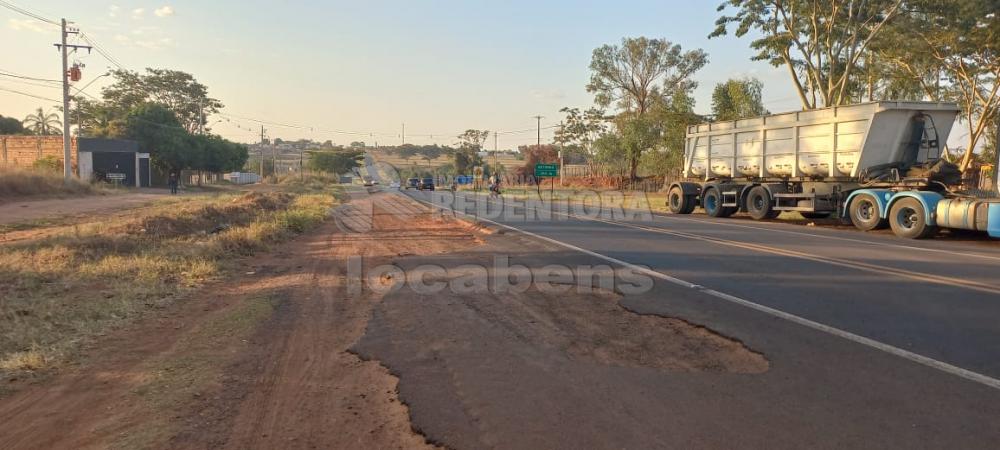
[
  {"x1": 276, "y1": 172, "x2": 342, "y2": 194},
  {"x1": 0, "y1": 167, "x2": 108, "y2": 202},
  {"x1": 0, "y1": 188, "x2": 337, "y2": 383}
]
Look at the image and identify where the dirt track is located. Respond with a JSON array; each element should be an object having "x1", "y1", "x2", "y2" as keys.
[{"x1": 0, "y1": 189, "x2": 772, "y2": 449}]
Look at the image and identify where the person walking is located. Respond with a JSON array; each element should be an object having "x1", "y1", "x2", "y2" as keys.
[{"x1": 168, "y1": 171, "x2": 179, "y2": 195}]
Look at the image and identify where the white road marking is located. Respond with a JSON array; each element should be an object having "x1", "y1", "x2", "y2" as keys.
[
  {"x1": 653, "y1": 212, "x2": 1000, "y2": 263},
  {"x1": 407, "y1": 192, "x2": 1000, "y2": 392},
  {"x1": 453, "y1": 192, "x2": 1000, "y2": 294}
]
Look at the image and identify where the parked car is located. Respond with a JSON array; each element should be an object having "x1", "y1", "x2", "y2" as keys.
[
  {"x1": 405, "y1": 178, "x2": 420, "y2": 190},
  {"x1": 419, "y1": 177, "x2": 435, "y2": 191},
  {"x1": 389, "y1": 181, "x2": 401, "y2": 189}
]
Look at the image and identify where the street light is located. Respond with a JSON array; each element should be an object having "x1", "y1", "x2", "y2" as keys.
[
  {"x1": 78, "y1": 71, "x2": 111, "y2": 93},
  {"x1": 73, "y1": 71, "x2": 111, "y2": 137}
]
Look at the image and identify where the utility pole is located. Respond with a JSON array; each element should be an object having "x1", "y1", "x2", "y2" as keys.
[
  {"x1": 532, "y1": 115, "x2": 544, "y2": 148},
  {"x1": 401, "y1": 123, "x2": 405, "y2": 145},
  {"x1": 494, "y1": 131, "x2": 499, "y2": 174},
  {"x1": 259, "y1": 125, "x2": 265, "y2": 178},
  {"x1": 55, "y1": 19, "x2": 90, "y2": 180}
]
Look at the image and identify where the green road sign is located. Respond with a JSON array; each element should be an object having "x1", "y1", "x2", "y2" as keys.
[{"x1": 534, "y1": 163, "x2": 559, "y2": 177}]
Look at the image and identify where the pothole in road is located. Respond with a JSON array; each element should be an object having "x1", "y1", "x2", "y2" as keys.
[{"x1": 482, "y1": 287, "x2": 769, "y2": 374}]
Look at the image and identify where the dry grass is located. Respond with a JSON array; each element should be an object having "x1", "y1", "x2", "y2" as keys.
[
  {"x1": 0, "y1": 188, "x2": 337, "y2": 381},
  {"x1": 276, "y1": 172, "x2": 341, "y2": 193},
  {"x1": 0, "y1": 167, "x2": 106, "y2": 202}
]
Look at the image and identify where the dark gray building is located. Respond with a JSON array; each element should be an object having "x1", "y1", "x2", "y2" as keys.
[{"x1": 77, "y1": 138, "x2": 151, "y2": 187}]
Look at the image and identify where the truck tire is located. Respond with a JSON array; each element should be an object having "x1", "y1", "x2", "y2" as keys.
[
  {"x1": 849, "y1": 193, "x2": 887, "y2": 231},
  {"x1": 746, "y1": 186, "x2": 776, "y2": 220},
  {"x1": 702, "y1": 188, "x2": 733, "y2": 218},
  {"x1": 889, "y1": 197, "x2": 938, "y2": 239},
  {"x1": 667, "y1": 186, "x2": 695, "y2": 214}
]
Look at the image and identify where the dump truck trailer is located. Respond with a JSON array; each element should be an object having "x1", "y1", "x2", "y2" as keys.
[{"x1": 667, "y1": 101, "x2": 1000, "y2": 239}]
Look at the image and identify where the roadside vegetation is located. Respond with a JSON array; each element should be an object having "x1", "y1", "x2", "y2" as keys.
[
  {"x1": 0, "y1": 181, "x2": 338, "y2": 386},
  {"x1": 0, "y1": 167, "x2": 108, "y2": 202}
]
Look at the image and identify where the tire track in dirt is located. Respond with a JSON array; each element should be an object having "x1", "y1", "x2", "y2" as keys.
[{"x1": 173, "y1": 190, "x2": 479, "y2": 449}]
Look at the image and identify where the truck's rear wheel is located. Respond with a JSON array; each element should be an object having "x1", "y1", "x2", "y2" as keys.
[
  {"x1": 667, "y1": 186, "x2": 695, "y2": 214},
  {"x1": 889, "y1": 197, "x2": 938, "y2": 239},
  {"x1": 746, "y1": 186, "x2": 776, "y2": 220},
  {"x1": 849, "y1": 194, "x2": 887, "y2": 231},
  {"x1": 702, "y1": 188, "x2": 733, "y2": 218}
]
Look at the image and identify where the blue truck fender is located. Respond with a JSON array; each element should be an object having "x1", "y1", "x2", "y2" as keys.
[
  {"x1": 885, "y1": 191, "x2": 944, "y2": 225},
  {"x1": 842, "y1": 189, "x2": 893, "y2": 219}
]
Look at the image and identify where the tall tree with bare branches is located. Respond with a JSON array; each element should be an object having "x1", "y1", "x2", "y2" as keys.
[
  {"x1": 711, "y1": 0, "x2": 905, "y2": 109},
  {"x1": 888, "y1": 0, "x2": 999, "y2": 173}
]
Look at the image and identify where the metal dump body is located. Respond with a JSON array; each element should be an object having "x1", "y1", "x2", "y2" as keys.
[{"x1": 684, "y1": 101, "x2": 960, "y2": 180}]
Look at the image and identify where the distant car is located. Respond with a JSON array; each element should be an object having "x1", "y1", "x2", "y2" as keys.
[
  {"x1": 362, "y1": 176, "x2": 374, "y2": 187},
  {"x1": 419, "y1": 177, "x2": 435, "y2": 191},
  {"x1": 389, "y1": 181, "x2": 401, "y2": 189},
  {"x1": 405, "y1": 178, "x2": 420, "y2": 190}
]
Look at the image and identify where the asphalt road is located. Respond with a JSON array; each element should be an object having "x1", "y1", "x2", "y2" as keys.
[
  {"x1": 404, "y1": 189, "x2": 1000, "y2": 380},
  {"x1": 363, "y1": 162, "x2": 1000, "y2": 447}
]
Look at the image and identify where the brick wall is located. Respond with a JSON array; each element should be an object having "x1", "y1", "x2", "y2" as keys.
[{"x1": 0, "y1": 135, "x2": 78, "y2": 169}]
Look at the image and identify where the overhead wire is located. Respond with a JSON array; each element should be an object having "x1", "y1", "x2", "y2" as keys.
[
  {"x1": 3, "y1": 0, "x2": 560, "y2": 146},
  {"x1": 0, "y1": 86, "x2": 60, "y2": 103},
  {"x1": 0, "y1": 0, "x2": 59, "y2": 26},
  {"x1": 0, "y1": 69, "x2": 60, "y2": 84}
]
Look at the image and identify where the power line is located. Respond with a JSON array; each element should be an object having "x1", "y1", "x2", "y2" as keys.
[
  {"x1": 0, "y1": 86, "x2": 60, "y2": 103},
  {"x1": 0, "y1": 0, "x2": 59, "y2": 25},
  {"x1": 0, "y1": 77, "x2": 61, "y2": 90},
  {"x1": 0, "y1": 70, "x2": 60, "y2": 84},
  {"x1": 79, "y1": 33, "x2": 126, "y2": 71}
]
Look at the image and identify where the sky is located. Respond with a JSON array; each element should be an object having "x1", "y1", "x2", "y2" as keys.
[{"x1": 2, "y1": 0, "x2": 804, "y2": 147}]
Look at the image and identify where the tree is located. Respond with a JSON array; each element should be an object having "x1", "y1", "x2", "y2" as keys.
[
  {"x1": 0, "y1": 115, "x2": 26, "y2": 134},
  {"x1": 618, "y1": 114, "x2": 662, "y2": 180},
  {"x1": 193, "y1": 134, "x2": 249, "y2": 174},
  {"x1": 587, "y1": 37, "x2": 708, "y2": 115},
  {"x1": 453, "y1": 148, "x2": 482, "y2": 174},
  {"x1": 516, "y1": 145, "x2": 560, "y2": 179},
  {"x1": 554, "y1": 107, "x2": 607, "y2": 165},
  {"x1": 592, "y1": 133, "x2": 626, "y2": 166},
  {"x1": 456, "y1": 129, "x2": 490, "y2": 151},
  {"x1": 651, "y1": 90, "x2": 701, "y2": 175},
  {"x1": 711, "y1": 77, "x2": 768, "y2": 121},
  {"x1": 22, "y1": 107, "x2": 62, "y2": 135},
  {"x1": 307, "y1": 149, "x2": 364, "y2": 174},
  {"x1": 397, "y1": 144, "x2": 420, "y2": 159},
  {"x1": 124, "y1": 103, "x2": 189, "y2": 172},
  {"x1": 587, "y1": 37, "x2": 706, "y2": 179},
  {"x1": 102, "y1": 68, "x2": 222, "y2": 133},
  {"x1": 711, "y1": 0, "x2": 905, "y2": 109},
  {"x1": 72, "y1": 98, "x2": 126, "y2": 138},
  {"x1": 883, "y1": 0, "x2": 999, "y2": 173},
  {"x1": 416, "y1": 145, "x2": 444, "y2": 164}
]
